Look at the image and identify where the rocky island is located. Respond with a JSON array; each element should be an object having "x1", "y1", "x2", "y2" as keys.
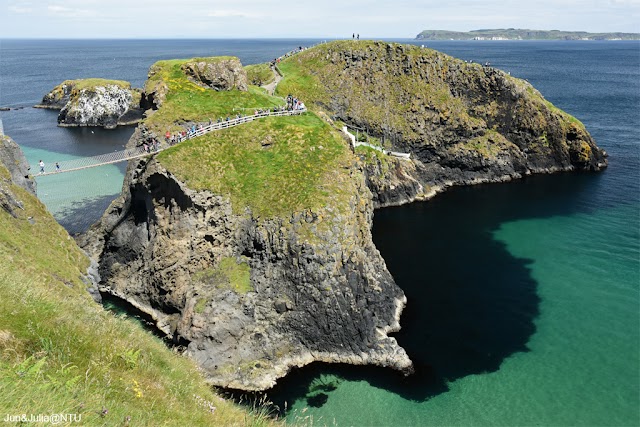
[
  {"x1": 36, "y1": 79, "x2": 144, "y2": 129},
  {"x1": 76, "y1": 41, "x2": 606, "y2": 392},
  {"x1": 416, "y1": 28, "x2": 640, "y2": 40}
]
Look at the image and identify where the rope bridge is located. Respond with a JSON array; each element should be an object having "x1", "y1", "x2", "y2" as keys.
[{"x1": 35, "y1": 108, "x2": 306, "y2": 177}]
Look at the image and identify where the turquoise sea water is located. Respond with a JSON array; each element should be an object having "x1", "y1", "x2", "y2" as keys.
[
  {"x1": 278, "y1": 200, "x2": 639, "y2": 426},
  {"x1": 1, "y1": 39, "x2": 638, "y2": 425}
]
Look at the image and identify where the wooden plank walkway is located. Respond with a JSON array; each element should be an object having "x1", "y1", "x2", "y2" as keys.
[{"x1": 36, "y1": 108, "x2": 306, "y2": 177}]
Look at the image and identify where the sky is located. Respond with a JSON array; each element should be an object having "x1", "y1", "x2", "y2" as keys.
[{"x1": 1, "y1": 0, "x2": 639, "y2": 38}]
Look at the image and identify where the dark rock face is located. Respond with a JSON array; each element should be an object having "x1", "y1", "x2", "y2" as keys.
[
  {"x1": 81, "y1": 156, "x2": 412, "y2": 391},
  {"x1": 37, "y1": 80, "x2": 143, "y2": 129},
  {"x1": 0, "y1": 135, "x2": 36, "y2": 195},
  {"x1": 36, "y1": 81, "x2": 74, "y2": 110},
  {"x1": 181, "y1": 57, "x2": 249, "y2": 92}
]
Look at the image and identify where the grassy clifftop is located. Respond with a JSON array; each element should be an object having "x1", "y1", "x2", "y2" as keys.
[
  {"x1": 275, "y1": 40, "x2": 605, "y2": 170},
  {"x1": 0, "y1": 162, "x2": 274, "y2": 425},
  {"x1": 143, "y1": 57, "x2": 283, "y2": 135},
  {"x1": 158, "y1": 113, "x2": 352, "y2": 219},
  {"x1": 143, "y1": 55, "x2": 355, "y2": 220}
]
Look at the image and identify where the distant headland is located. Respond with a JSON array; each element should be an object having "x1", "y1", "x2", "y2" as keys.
[{"x1": 415, "y1": 29, "x2": 640, "y2": 40}]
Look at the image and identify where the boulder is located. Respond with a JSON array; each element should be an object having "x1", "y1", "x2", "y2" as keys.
[{"x1": 181, "y1": 57, "x2": 248, "y2": 92}]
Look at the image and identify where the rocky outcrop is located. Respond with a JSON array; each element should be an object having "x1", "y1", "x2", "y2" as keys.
[
  {"x1": 37, "y1": 80, "x2": 144, "y2": 129},
  {"x1": 279, "y1": 41, "x2": 608, "y2": 207},
  {"x1": 0, "y1": 135, "x2": 36, "y2": 196},
  {"x1": 181, "y1": 57, "x2": 248, "y2": 92},
  {"x1": 81, "y1": 154, "x2": 412, "y2": 391},
  {"x1": 36, "y1": 81, "x2": 75, "y2": 110}
]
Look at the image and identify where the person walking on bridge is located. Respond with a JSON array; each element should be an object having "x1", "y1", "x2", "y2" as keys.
[{"x1": 38, "y1": 160, "x2": 44, "y2": 174}]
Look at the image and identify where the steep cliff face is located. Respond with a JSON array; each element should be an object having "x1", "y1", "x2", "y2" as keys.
[
  {"x1": 82, "y1": 154, "x2": 411, "y2": 391},
  {"x1": 0, "y1": 135, "x2": 36, "y2": 196},
  {"x1": 37, "y1": 79, "x2": 143, "y2": 129},
  {"x1": 277, "y1": 41, "x2": 608, "y2": 206}
]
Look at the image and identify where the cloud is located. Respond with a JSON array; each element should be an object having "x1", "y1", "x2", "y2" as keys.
[
  {"x1": 9, "y1": 5, "x2": 33, "y2": 13},
  {"x1": 47, "y1": 4, "x2": 97, "y2": 19},
  {"x1": 207, "y1": 10, "x2": 258, "y2": 18}
]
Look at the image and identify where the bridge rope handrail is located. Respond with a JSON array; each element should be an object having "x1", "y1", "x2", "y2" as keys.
[{"x1": 36, "y1": 107, "x2": 307, "y2": 176}]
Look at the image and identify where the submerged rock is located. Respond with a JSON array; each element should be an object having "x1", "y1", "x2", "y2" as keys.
[{"x1": 37, "y1": 79, "x2": 144, "y2": 129}]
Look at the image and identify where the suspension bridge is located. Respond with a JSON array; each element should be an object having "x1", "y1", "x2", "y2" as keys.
[{"x1": 34, "y1": 108, "x2": 306, "y2": 177}]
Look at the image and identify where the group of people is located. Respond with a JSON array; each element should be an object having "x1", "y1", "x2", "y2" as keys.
[
  {"x1": 38, "y1": 160, "x2": 60, "y2": 174},
  {"x1": 352, "y1": 33, "x2": 360, "y2": 40},
  {"x1": 142, "y1": 138, "x2": 161, "y2": 153},
  {"x1": 270, "y1": 46, "x2": 308, "y2": 66},
  {"x1": 158, "y1": 96, "x2": 305, "y2": 149},
  {"x1": 286, "y1": 94, "x2": 305, "y2": 111}
]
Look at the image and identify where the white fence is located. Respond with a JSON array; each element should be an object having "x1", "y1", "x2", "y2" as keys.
[{"x1": 341, "y1": 126, "x2": 411, "y2": 160}]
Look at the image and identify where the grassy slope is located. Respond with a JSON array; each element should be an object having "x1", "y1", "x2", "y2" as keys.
[
  {"x1": 144, "y1": 58, "x2": 284, "y2": 136},
  {"x1": 276, "y1": 41, "x2": 593, "y2": 162},
  {"x1": 245, "y1": 63, "x2": 276, "y2": 86},
  {"x1": 158, "y1": 113, "x2": 353, "y2": 219},
  {"x1": 143, "y1": 55, "x2": 355, "y2": 220},
  {"x1": 0, "y1": 167, "x2": 275, "y2": 426},
  {"x1": 275, "y1": 41, "x2": 481, "y2": 140}
]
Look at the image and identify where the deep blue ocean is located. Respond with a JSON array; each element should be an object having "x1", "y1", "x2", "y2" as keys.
[{"x1": 1, "y1": 39, "x2": 638, "y2": 426}]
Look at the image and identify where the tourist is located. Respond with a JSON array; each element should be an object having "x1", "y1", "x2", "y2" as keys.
[
  {"x1": 55, "y1": 162, "x2": 60, "y2": 172},
  {"x1": 39, "y1": 160, "x2": 44, "y2": 174}
]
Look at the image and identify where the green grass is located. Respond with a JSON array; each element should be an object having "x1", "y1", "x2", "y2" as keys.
[
  {"x1": 276, "y1": 41, "x2": 478, "y2": 140},
  {"x1": 193, "y1": 257, "x2": 252, "y2": 295},
  {"x1": 143, "y1": 58, "x2": 284, "y2": 135},
  {"x1": 71, "y1": 78, "x2": 132, "y2": 91},
  {"x1": 276, "y1": 40, "x2": 592, "y2": 162},
  {"x1": 0, "y1": 165, "x2": 279, "y2": 426},
  {"x1": 157, "y1": 113, "x2": 353, "y2": 219},
  {"x1": 450, "y1": 130, "x2": 514, "y2": 159},
  {"x1": 245, "y1": 63, "x2": 276, "y2": 86}
]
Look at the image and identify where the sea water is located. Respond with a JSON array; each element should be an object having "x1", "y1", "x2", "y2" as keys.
[{"x1": 1, "y1": 39, "x2": 638, "y2": 426}]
